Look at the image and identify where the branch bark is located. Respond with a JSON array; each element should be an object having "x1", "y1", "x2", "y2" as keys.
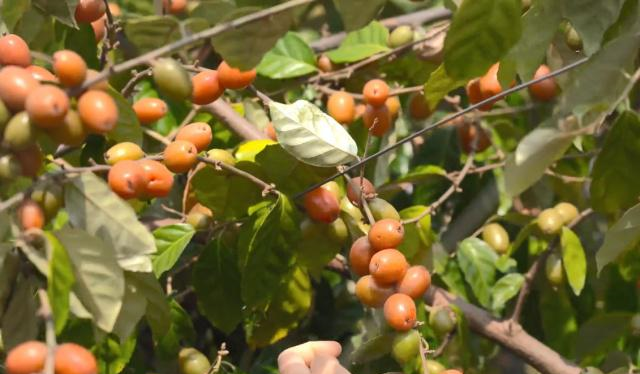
[{"x1": 201, "y1": 99, "x2": 268, "y2": 141}]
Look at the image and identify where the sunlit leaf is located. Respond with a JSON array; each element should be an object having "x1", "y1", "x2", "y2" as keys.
[
  {"x1": 560, "y1": 227, "x2": 586, "y2": 296},
  {"x1": 325, "y1": 21, "x2": 390, "y2": 63},
  {"x1": 152, "y1": 224, "x2": 195, "y2": 277},
  {"x1": 490, "y1": 273, "x2": 524, "y2": 312},
  {"x1": 257, "y1": 32, "x2": 318, "y2": 79},
  {"x1": 456, "y1": 238, "x2": 498, "y2": 307},
  {"x1": 46, "y1": 233, "x2": 75, "y2": 334},
  {"x1": 424, "y1": 64, "x2": 466, "y2": 110},
  {"x1": 596, "y1": 202, "x2": 640, "y2": 273}
]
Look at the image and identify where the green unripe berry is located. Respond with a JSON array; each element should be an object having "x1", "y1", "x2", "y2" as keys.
[
  {"x1": 153, "y1": 58, "x2": 193, "y2": 101},
  {"x1": 0, "y1": 99, "x2": 9, "y2": 132},
  {"x1": 3, "y1": 112, "x2": 37, "y2": 150},
  {"x1": 630, "y1": 313, "x2": 640, "y2": 337},
  {"x1": 482, "y1": 223, "x2": 510, "y2": 254},
  {"x1": 31, "y1": 184, "x2": 64, "y2": 219},
  {"x1": 388, "y1": 26, "x2": 414, "y2": 48},
  {"x1": 391, "y1": 329, "x2": 420, "y2": 365},
  {"x1": 565, "y1": 25, "x2": 583, "y2": 51},
  {"x1": 537, "y1": 208, "x2": 563, "y2": 235},
  {"x1": 429, "y1": 306, "x2": 456, "y2": 336},
  {"x1": 178, "y1": 348, "x2": 211, "y2": 374},
  {"x1": 425, "y1": 360, "x2": 446, "y2": 374},
  {"x1": 545, "y1": 252, "x2": 564, "y2": 287},
  {"x1": 186, "y1": 211, "x2": 212, "y2": 230},
  {"x1": 368, "y1": 197, "x2": 401, "y2": 221},
  {"x1": 0, "y1": 154, "x2": 21, "y2": 179},
  {"x1": 327, "y1": 217, "x2": 348, "y2": 244},
  {"x1": 206, "y1": 148, "x2": 236, "y2": 167}
]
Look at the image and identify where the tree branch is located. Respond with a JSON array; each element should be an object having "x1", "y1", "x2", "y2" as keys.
[
  {"x1": 201, "y1": 99, "x2": 268, "y2": 141},
  {"x1": 37, "y1": 289, "x2": 57, "y2": 374}
]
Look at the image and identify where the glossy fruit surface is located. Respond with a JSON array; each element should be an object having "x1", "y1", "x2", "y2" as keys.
[
  {"x1": 0, "y1": 154, "x2": 21, "y2": 179},
  {"x1": 537, "y1": 208, "x2": 563, "y2": 235},
  {"x1": 363, "y1": 79, "x2": 390, "y2": 107},
  {"x1": 317, "y1": 55, "x2": 333, "y2": 72},
  {"x1": 388, "y1": 25, "x2": 414, "y2": 48},
  {"x1": 0, "y1": 66, "x2": 40, "y2": 111},
  {"x1": 26, "y1": 65, "x2": 57, "y2": 82},
  {"x1": 0, "y1": 34, "x2": 31, "y2": 67},
  {"x1": 384, "y1": 293, "x2": 417, "y2": 331},
  {"x1": 386, "y1": 96, "x2": 401, "y2": 119},
  {"x1": 529, "y1": 65, "x2": 557, "y2": 101},
  {"x1": 105, "y1": 142, "x2": 145, "y2": 165},
  {"x1": 397, "y1": 265, "x2": 431, "y2": 299},
  {"x1": 138, "y1": 159, "x2": 174, "y2": 198},
  {"x1": 369, "y1": 198, "x2": 401, "y2": 221},
  {"x1": 409, "y1": 93, "x2": 431, "y2": 120},
  {"x1": 304, "y1": 187, "x2": 340, "y2": 223},
  {"x1": 186, "y1": 210, "x2": 212, "y2": 230},
  {"x1": 425, "y1": 360, "x2": 447, "y2": 374},
  {"x1": 4, "y1": 112, "x2": 36, "y2": 150},
  {"x1": 478, "y1": 63, "x2": 503, "y2": 106},
  {"x1": 78, "y1": 90, "x2": 118, "y2": 134},
  {"x1": 31, "y1": 184, "x2": 63, "y2": 219},
  {"x1": 75, "y1": 0, "x2": 106, "y2": 22},
  {"x1": 217, "y1": 61, "x2": 257, "y2": 90},
  {"x1": 429, "y1": 306, "x2": 457, "y2": 336},
  {"x1": 176, "y1": 122, "x2": 212, "y2": 152},
  {"x1": 565, "y1": 25, "x2": 583, "y2": 51},
  {"x1": 163, "y1": 0, "x2": 187, "y2": 14},
  {"x1": 48, "y1": 110, "x2": 87, "y2": 146},
  {"x1": 15, "y1": 144, "x2": 43, "y2": 177},
  {"x1": 178, "y1": 348, "x2": 210, "y2": 374},
  {"x1": 349, "y1": 236, "x2": 375, "y2": 276},
  {"x1": 327, "y1": 91, "x2": 356, "y2": 124},
  {"x1": 368, "y1": 219, "x2": 405, "y2": 251},
  {"x1": 346, "y1": 177, "x2": 375, "y2": 206},
  {"x1": 153, "y1": 58, "x2": 193, "y2": 101},
  {"x1": 5, "y1": 340, "x2": 46, "y2": 374},
  {"x1": 457, "y1": 123, "x2": 491, "y2": 153},
  {"x1": 545, "y1": 252, "x2": 564, "y2": 286},
  {"x1": 482, "y1": 223, "x2": 510, "y2": 254},
  {"x1": 320, "y1": 181, "x2": 341, "y2": 200},
  {"x1": 554, "y1": 202, "x2": 579, "y2": 225},
  {"x1": 53, "y1": 50, "x2": 87, "y2": 87},
  {"x1": 54, "y1": 343, "x2": 98, "y2": 374},
  {"x1": 465, "y1": 78, "x2": 487, "y2": 109},
  {"x1": 191, "y1": 69, "x2": 224, "y2": 105},
  {"x1": 391, "y1": 329, "x2": 420, "y2": 365},
  {"x1": 369, "y1": 248, "x2": 408, "y2": 285},
  {"x1": 355, "y1": 275, "x2": 395, "y2": 308},
  {"x1": 26, "y1": 85, "x2": 70, "y2": 129},
  {"x1": 164, "y1": 140, "x2": 198, "y2": 173},
  {"x1": 108, "y1": 160, "x2": 148, "y2": 199},
  {"x1": 19, "y1": 199, "x2": 45, "y2": 230},
  {"x1": 133, "y1": 98, "x2": 167, "y2": 125},
  {"x1": 206, "y1": 148, "x2": 236, "y2": 166},
  {"x1": 363, "y1": 104, "x2": 391, "y2": 137}
]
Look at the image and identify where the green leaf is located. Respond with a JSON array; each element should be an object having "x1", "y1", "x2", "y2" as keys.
[
  {"x1": 112, "y1": 274, "x2": 148, "y2": 341},
  {"x1": 504, "y1": 126, "x2": 574, "y2": 196},
  {"x1": 245, "y1": 267, "x2": 311, "y2": 347},
  {"x1": 560, "y1": 227, "x2": 586, "y2": 296},
  {"x1": 539, "y1": 286, "x2": 577, "y2": 353},
  {"x1": 158, "y1": 300, "x2": 196, "y2": 356},
  {"x1": 507, "y1": 220, "x2": 536, "y2": 256},
  {"x1": 563, "y1": 0, "x2": 626, "y2": 55},
  {"x1": 424, "y1": 64, "x2": 466, "y2": 110},
  {"x1": 128, "y1": 272, "x2": 170, "y2": 338},
  {"x1": 350, "y1": 333, "x2": 395, "y2": 364},
  {"x1": 211, "y1": 6, "x2": 295, "y2": 70},
  {"x1": 574, "y1": 313, "x2": 633, "y2": 359},
  {"x1": 95, "y1": 334, "x2": 137, "y2": 374},
  {"x1": 192, "y1": 0, "x2": 237, "y2": 26},
  {"x1": 504, "y1": 0, "x2": 563, "y2": 80},
  {"x1": 46, "y1": 232, "x2": 75, "y2": 334},
  {"x1": 269, "y1": 100, "x2": 358, "y2": 167},
  {"x1": 596, "y1": 202, "x2": 640, "y2": 273},
  {"x1": 456, "y1": 238, "x2": 498, "y2": 307},
  {"x1": 191, "y1": 161, "x2": 263, "y2": 219},
  {"x1": 325, "y1": 21, "x2": 390, "y2": 63},
  {"x1": 398, "y1": 206, "x2": 432, "y2": 261},
  {"x1": 0, "y1": 248, "x2": 20, "y2": 322},
  {"x1": 193, "y1": 238, "x2": 243, "y2": 334},
  {"x1": 64, "y1": 23, "x2": 99, "y2": 69},
  {"x1": 56, "y1": 228, "x2": 125, "y2": 332},
  {"x1": 332, "y1": 0, "x2": 387, "y2": 31},
  {"x1": 122, "y1": 16, "x2": 182, "y2": 54},
  {"x1": 490, "y1": 273, "x2": 524, "y2": 312},
  {"x1": 33, "y1": 0, "x2": 78, "y2": 28},
  {"x1": 590, "y1": 111, "x2": 640, "y2": 213},
  {"x1": 240, "y1": 195, "x2": 299, "y2": 309},
  {"x1": 254, "y1": 144, "x2": 335, "y2": 195},
  {"x1": 1, "y1": 275, "x2": 38, "y2": 350},
  {"x1": 393, "y1": 164, "x2": 448, "y2": 185},
  {"x1": 65, "y1": 172, "x2": 156, "y2": 272},
  {"x1": 439, "y1": 248, "x2": 469, "y2": 300},
  {"x1": 2, "y1": 0, "x2": 33, "y2": 31},
  {"x1": 152, "y1": 224, "x2": 195, "y2": 277},
  {"x1": 257, "y1": 32, "x2": 318, "y2": 79},
  {"x1": 107, "y1": 88, "x2": 143, "y2": 145},
  {"x1": 443, "y1": 0, "x2": 522, "y2": 79}
]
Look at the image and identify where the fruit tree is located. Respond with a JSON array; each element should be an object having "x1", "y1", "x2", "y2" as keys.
[{"x1": 0, "y1": 1, "x2": 639, "y2": 374}]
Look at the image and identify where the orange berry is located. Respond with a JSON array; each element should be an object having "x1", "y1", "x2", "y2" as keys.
[
  {"x1": 354, "y1": 103, "x2": 366, "y2": 120},
  {"x1": 264, "y1": 122, "x2": 277, "y2": 141},
  {"x1": 303, "y1": 187, "x2": 340, "y2": 223},
  {"x1": 26, "y1": 85, "x2": 70, "y2": 129},
  {"x1": 108, "y1": 160, "x2": 148, "y2": 199},
  {"x1": 369, "y1": 248, "x2": 409, "y2": 285},
  {"x1": 163, "y1": 140, "x2": 198, "y2": 173},
  {"x1": 363, "y1": 79, "x2": 390, "y2": 107},
  {"x1": 349, "y1": 236, "x2": 375, "y2": 276},
  {"x1": 75, "y1": 0, "x2": 106, "y2": 22},
  {"x1": 368, "y1": 218, "x2": 404, "y2": 251},
  {"x1": 355, "y1": 275, "x2": 395, "y2": 308},
  {"x1": 54, "y1": 343, "x2": 98, "y2": 374},
  {"x1": 138, "y1": 159, "x2": 174, "y2": 198},
  {"x1": 133, "y1": 98, "x2": 168, "y2": 125},
  {"x1": 465, "y1": 78, "x2": 487, "y2": 109},
  {"x1": 362, "y1": 104, "x2": 391, "y2": 137},
  {"x1": 327, "y1": 91, "x2": 356, "y2": 124},
  {"x1": 163, "y1": 0, "x2": 187, "y2": 14},
  {"x1": 53, "y1": 50, "x2": 87, "y2": 87},
  {"x1": 397, "y1": 265, "x2": 431, "y2": 299},
  {"x1": 78, "y1": 90, "x2": 118, "y2": 134},
  {"x1": 529, "y1": 64, "x2": 557, "y2": 101},
  {"x1": 25, "y1": 65, "x2": 57, "y2": 82},
  {"x1": 346, "y1": 176, "x2": 375, "y2": 206},
  {"x1": 317, "y1": 55, "x2": 333, "y2": 72},
  {"x1": 18, "y1": 199, "x2": 45, "y2": 230},
  {"x1": 0, "y1": 66, "x2": 40, "y2": 111},
  {"x1": 191, "y1": 69, "x2": 224, "y2": 105},
  {"x1": 409, "y1": 92, "x2": 431, "y2": 120},
  {"x1": 385, "y1": 96, "x2": 401, "y2": 119},
  {"x1": 456, "y1": 123, "x2": 491, "y2": 154},
  {"x1": 0, "y1": 34, "x2": 31, "y2": 67},
  {"x1": 383, "y1": 293, "x2": 417, "y2": 331},
  {"x1": 5, "y1": 341, "x2": 46, "y2": 374},
  {"x1": 175, "y1": 122, "x2": 212, "y2": 152},
  {"x1": 108, "y1": 2, "x2": 122, "y2": 17},
  {"x1": 217, "y1": 61, "x2": 256, "y2": 90},
  {"x1": 478, "y1": 63, "x2": 503, "y2": 110},
  {"x1": 91, "y1": 17, "x2": 106, "y2": 42},
  {"x1": 85, "y1": 69, "x2": 109, "y2": 91}
]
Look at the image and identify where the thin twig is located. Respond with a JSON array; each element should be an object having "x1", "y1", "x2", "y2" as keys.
[
  {"x1": 197, "y1": 156, "x2": 278, "y2": 196},
  {"x1": 419, "y1": 337, "x2": 430, "y2": 374},
  {"x1": 206, "y1": 343, "x2": 229, "y2": 374},
  {"x1": 121, "y1": 68, "x2": 153, "y2": 97},
  {"x1": 167, "y1": 107, "x2": 200, "y2": 141},
  {"x1": 37, "y1": 290, "x2": 57, "y2": 374},
  {"x1": 432, "y1": 332, "x2": 455, "y2": 358}
]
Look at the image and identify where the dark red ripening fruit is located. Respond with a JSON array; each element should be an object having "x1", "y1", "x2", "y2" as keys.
[
  {"x1": 529, "y1": 64, "x2": 557, "y2": 101},
  {"x1": 457, "y1": 123, "x2": 491, "y2": 154},
  {"x1": 362, "y1": 104, "x2": 391, "y2": 137},
  {"x1": 368, "y1": 219, "x2": 405, "y2": 251},
  {"x1": 369, "y1": 248, "x2": 409, "y2": 285},
  {"x1": 349, "y1": 236, "x2": 375, "y2": 276},
  {"x1": 346, "y1": 177, "x2": 376, "y2": 206},
  {"x1": 75, "y1": 0, "x2": 106, "y2": 23},
  {"x1": 383, "y1": 293, "x2": 417, "y2": 331},
  {"x1": 303, "y1": 187, "x2": 340, "y2": 223}
]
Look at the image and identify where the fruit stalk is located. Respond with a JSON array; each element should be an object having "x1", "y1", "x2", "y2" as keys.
[{"x1": 37, "y1": 289, "x2": 57, "y2": 374}]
